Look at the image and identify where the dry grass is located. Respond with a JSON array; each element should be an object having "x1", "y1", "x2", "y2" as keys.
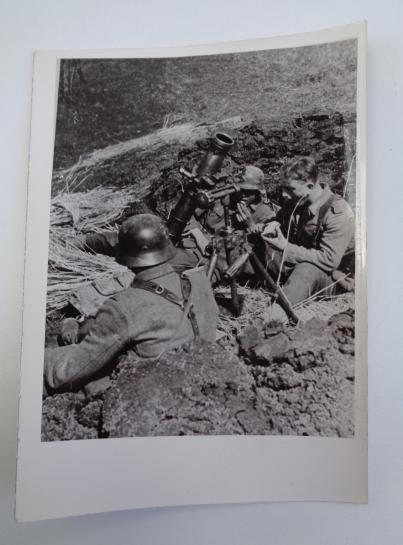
[
  {"x1": 216, "y1": 283, "x2": 354, "y2": 347},
  {"x1": 51, "y1": 185, "x2": 138, "y2": 228},
  {"x1": 47, "y1": 186, "x2": 138, "y2": 313},
  {"x1": 47, "y1": 234, "x2": 127, "y2": 314},
  {"x1": 53, "y1": 116, "x2": 247, "y2": 191}
]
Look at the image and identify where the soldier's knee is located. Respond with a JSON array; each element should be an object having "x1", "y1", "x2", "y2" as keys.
[
  {"x1": 287, "y1": 262, "x2": 334, "y2": 302},
  {"x1": 292, "y1": 262, "x2": 321, "y2": 276},
  {"x1": 288, "y1": 262, "x2": 323, "y2": 286},
  {"x1": 283, "y1": 262, "x2": 329, "y2": 305}
]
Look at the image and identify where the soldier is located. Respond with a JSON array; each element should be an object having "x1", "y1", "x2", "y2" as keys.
[
  {"x1": 192, "y1": 164, "x2": 276, "y2": 234},
  {"x1": 176, "y1": 165, "x2": 277, "y2": 275},
  {"x1": 73, "y1": 166, "x2": 274, "y2": 251},
  {"x1": 252, "y1": 156, "x2": 355, "y2": 321},
  {"x1": 69, "y1": 165, "x2": 276, "y2": 282},
  {"x1": 44, "y1": 214, "x2": 218, "y2": 393},
  {"x1": 235, "y1": 165, "x2": 278, "y2": 226}
]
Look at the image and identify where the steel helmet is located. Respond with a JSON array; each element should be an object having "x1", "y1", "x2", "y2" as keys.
[
  {"x1": 116, "y1": 214, "x2": 176, "y2": 268},
  {"x1": 239, "y1": 165, "x2": 267, "y2": 200}
]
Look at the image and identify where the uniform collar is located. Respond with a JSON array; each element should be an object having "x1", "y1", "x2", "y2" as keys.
[
  {"x1": 134, "y1": 261, "x2": 175, "y2": 281},
  {"x1": 307, "y1": 183, "x2": 332, "y2": 216}
]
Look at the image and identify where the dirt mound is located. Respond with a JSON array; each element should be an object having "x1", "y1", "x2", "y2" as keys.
[
  {"x1": 41, "y1": 392, "x2": 103, "y2": 441},
  {"x1": 102, "y1": 340, "x2": 265, "y2": 437},
  {"x1": 41, "y1": 309, "x2": 355, "y2": 440},
  {"x1": 238, "y1": 313, "x2": 355, "y2": 437},
  {"x1": 52, "y1": 114, "x2": 356, "y2": 211},
  {"x1": 51, "y1": 117, "x2": 247, "y2": 196},
  {"x1": 146, "y1": 113, "x2": 356, "y2": 220}
]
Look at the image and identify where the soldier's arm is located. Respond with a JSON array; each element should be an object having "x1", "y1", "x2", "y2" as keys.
[
  {"x1": 44, "y1": 298, "x2": 129, "y2": 391},
  {"x1": 82, "y1": 230, "x2": 119, "y2": 256},
  {"x1": 282, "y1": 204, "x2": 354, "y2": 273},
  {"x1": 251, "y1": 202, "x2": 278, "y2": 224},
  {"x1": 244, "y1": 202, "x2": 279, "y2": 235},
  {"x1": 68, "y1": 230, "x2": 119, "y2": 256}
]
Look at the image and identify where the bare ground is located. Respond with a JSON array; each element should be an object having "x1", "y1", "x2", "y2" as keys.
[{"x1": 42, "y1": 308, "x2": 354, "y2": 440}]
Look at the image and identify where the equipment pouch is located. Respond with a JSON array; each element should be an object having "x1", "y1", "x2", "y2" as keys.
[{"x1": 67, "y1": 270, "x2": 135, "y2": 317}]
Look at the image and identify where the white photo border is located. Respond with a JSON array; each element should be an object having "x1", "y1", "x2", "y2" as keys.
[{"x1": 16, "y1": 22, "x2": 367, "y2": 522}]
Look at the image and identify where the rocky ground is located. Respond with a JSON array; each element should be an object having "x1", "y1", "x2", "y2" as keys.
[{"x1": 42, "y1": 309, "x2": 355, "y2": 440}]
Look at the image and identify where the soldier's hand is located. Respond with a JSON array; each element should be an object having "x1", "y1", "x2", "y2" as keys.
[
  {"x1": 61, "y1": 318, "x2": 80, "y2": 345},
  {"x1": 262, "y1": 222, "x2": 287, "y2": 251},
  {"x1": 248, "y1": 222, "x2": 265, "y2": 235},
  {"x1": 236, "y1": 202, "x2": 252, "y2": 226}
]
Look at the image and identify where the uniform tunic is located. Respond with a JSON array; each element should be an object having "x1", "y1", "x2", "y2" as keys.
[
  {"x1": 267, "y1": 183, "x2": 355, "y2": 306},
  {"x1": 44, "y1": 262, "x2": 218, "y2": 391},
  {"x1": 196, "y1": 199, "x2": 276, "y2": 234},
  {"x1": 277, "y1": 183, "x2": 355, "y2": 274}
]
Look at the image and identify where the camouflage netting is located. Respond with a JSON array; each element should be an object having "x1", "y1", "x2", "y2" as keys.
[{"x1": 41, "y1": 309, "x2": 355, "y2": 441}]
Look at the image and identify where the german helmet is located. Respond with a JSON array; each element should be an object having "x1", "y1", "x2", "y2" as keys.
[{"x1": 116, "y1": 214, "x2": 176, "y2": 268}]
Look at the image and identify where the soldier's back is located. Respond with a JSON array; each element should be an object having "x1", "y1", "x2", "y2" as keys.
[{"x1": 112, "y1": 264, "x2": 218, "y2": 358}]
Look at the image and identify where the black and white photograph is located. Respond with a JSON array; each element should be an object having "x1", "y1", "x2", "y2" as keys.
[
  {"x1": 41, "y1": 39, "x2": 360, "y2": 441},
  {"x1": 15, "y1": 24, "x2": 368, "y2": 521}
]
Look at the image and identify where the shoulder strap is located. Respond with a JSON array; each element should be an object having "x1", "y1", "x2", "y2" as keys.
[
  {"x1": 131, "y1": 277, "x2": 199, "y2": 337},
  {"x1": 131, "y1": 279, "x2": 184, "y2": 309},
  {"x1": 314, "y1": 193, "x2": 339, "y2": 244},
  {"x1": 179, "y1": 275, "x2": 200, "y2": 337},
  {"x1": 317, "y1": 193, "x2": 338, "y2": 225}
]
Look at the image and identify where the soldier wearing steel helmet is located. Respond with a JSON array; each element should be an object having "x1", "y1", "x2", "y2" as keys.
[
  {"x1": 192, "y1": 164, "x2": 276, "y2": 234},
  {"x1": 173, "y1": 165, "x2": 277, "y2": 276},
  {"x1": 72, "y1": 165, "x2": 275, "y2": 253},
  {"x1": 44, "y1": 214, "x2": 218, "y2": 393},
  {"x1": 66, "y1": 165, "x2": 276, "y2": 286}
]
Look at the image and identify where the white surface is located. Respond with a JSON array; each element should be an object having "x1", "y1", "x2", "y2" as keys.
[
  {"x1": 0, "y1": 0, "x2": 402, "y2": 543},
  {"x1": 16, "y1": 28, "x2": 367, "y2": 523}
]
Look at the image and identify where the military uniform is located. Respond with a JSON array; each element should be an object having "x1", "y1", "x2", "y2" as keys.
[
  {"x1": 73, "y1": 230, "x2": 200, "y2": 276},
  {"x1": 79, "y1": 230, "x2": 118, "y2": 257},
  {"x1": 267, "y1": 183, "x2": 355, "y2": 305},
  {"x1": 75, "y1": 200, "x2": 276, "y2": 282},
  {"x1": 174, "y1": 199, "x2": 277, "y2": 276},
  {"x1": 45, "y1": 262, "x2": 218, "y2": 391},
  {"x1": 195, "y1": 199, "x2": 276, "y2": 234}
]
